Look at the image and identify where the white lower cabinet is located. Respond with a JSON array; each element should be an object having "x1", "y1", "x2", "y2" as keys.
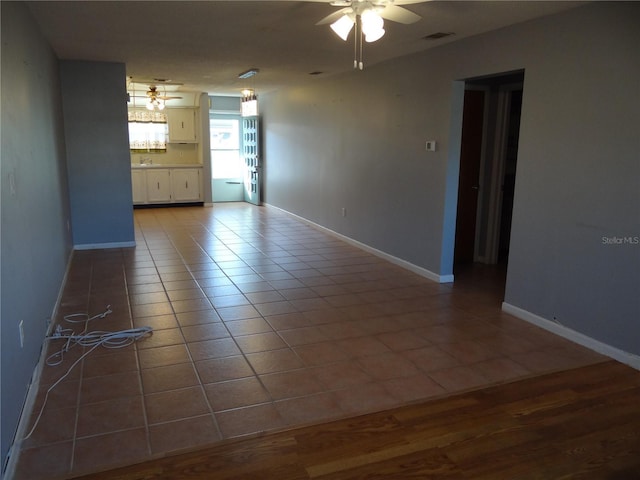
[
  {"x1": 131, "y1": 169, "x2": 146, "y2": 204},
  {"x1": 132, "y1": 167, "x2": 202, "y2": 205},
  {"x1": 145, "y1": 169, "x2": 172, "y2": 203},
  {"x1": 171, "y1": 168, "x2": 201, "y2": 202}
]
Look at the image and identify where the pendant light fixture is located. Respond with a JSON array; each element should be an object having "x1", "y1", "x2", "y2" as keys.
[
  {"x1": 241, "y1": 88, "x2": 258, "y2": 117},
  {"x1": 239, "y1": 68, "x2": 259, "y2": 117}
]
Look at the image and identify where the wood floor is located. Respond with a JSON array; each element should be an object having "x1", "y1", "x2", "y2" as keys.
[{"x1": 74, "y1": 360, "x2": 640, "y2": 480}]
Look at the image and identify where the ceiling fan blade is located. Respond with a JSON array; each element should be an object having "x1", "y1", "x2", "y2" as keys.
[
  {"x1": 379, "y1": 4, "x2": 421, "y2": 24},
  {"x1": 316, "y1": 7, "x2": 351, "y2": 25}
]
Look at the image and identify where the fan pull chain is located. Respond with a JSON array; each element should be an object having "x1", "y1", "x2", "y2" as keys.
[
  {"x1": 353, "y1": 14, "x2": 359, "y2": 69},
  {"x1": 354, "y1": 14, "x2": 364, "y2": 70}
]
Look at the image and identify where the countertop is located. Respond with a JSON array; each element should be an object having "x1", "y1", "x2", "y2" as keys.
[{"x1": 131, "y1": 164, "x2": 203, "y2": 169}]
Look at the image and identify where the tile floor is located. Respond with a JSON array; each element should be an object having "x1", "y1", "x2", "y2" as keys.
[{"x1": 13, "y1": 203, "x2": 606, "y2": 479}]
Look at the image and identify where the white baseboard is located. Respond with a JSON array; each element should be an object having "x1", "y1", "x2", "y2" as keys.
[
  {"x1": 502, "y1": 302, "x2": 640, "y2": 370},
  {"x1": 74, "y1": 241, "x2": 136, "y2": 250},
  {"x1": 265, "y1": 204, "x2": 453, "y2": 284}
]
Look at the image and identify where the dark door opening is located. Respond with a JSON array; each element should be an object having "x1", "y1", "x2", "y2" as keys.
[{"x1": 453, "y1": 71, "x2": 524, "y2": 290}]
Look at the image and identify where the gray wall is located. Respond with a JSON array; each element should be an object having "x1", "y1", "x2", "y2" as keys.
[
  {"x1": 1, "y1": 2, "x2": 73, "y2": 466},
  {"x1": 504, "y1": 4, "x2": 640, "y2": 354},
  {"x1": 60, "y1": 61, "x2": 134, "y2": 248},
  {"x1": 262, "y1": 69, "x2": 453, "y2": 274},
  {"x1": 261, "y1": 3, "x2": 640, "y2": 356}
]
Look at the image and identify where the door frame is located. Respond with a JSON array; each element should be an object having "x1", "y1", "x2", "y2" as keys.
[
  {"x1": 466, "y1": 85, "x2": 491, "y2": 263},
  {"x1": 484, "y1": 82, "x2": 523, "y2": 264}
]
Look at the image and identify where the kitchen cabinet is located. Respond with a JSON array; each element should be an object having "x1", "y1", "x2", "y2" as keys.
[
  {"x1": 131, "y1": 166, "x2": 203, "y2": 205},
  {"x1": 145, "y1": 169, "x2": 172, "y2": 203},
  {"x1": 171, "y1": 168, "x2": 201, "y2": 202},
  {"x1": 167, "y1": 109, "x2": 197, "y2": 143},
  {"x1": 131, "y1": 169, "x2": 146, "y2": 204}
]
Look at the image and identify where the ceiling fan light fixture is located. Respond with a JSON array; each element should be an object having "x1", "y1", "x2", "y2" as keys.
[
  {"x1": 330, "y1": 15, "x2": 354, "y2": 41},
  {"x1": 361, "y1": 10, "x2": 385, "y2": 42},
  {"x1": 364, "y1": 27, "x2": 385, "y2": 42},
  {"x1": 146, "y1": 97, "x2": 165, "y2": 111}
]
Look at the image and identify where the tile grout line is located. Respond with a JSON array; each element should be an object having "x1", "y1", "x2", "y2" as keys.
[
  {"x1": 122, "y1": 224, "x2": 154, "y2": 460},
  {"x1": 68, "y1": 258, "x2": 94, "y2": 475}
]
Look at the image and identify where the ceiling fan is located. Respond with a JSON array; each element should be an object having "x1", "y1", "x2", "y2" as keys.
[
  {"x1": 128, "y1": 85, "x2": 183, "y2": 111},
  {"x1": 313, "y1": 0, "x2": 428, "y2": 69}
]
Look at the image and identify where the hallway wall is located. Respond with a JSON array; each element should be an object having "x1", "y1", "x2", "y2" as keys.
[
  {"x1": 1, "y1": 2, "x2": 73, "y2": 465},
  {"x1": 60, "y1": 60, "x2": 134, "y2": 248}
]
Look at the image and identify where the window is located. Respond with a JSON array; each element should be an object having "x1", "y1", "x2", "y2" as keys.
[
  {"x1": 128, "y1": 110, "x2": 168, "y2": 153},
  {"x1": 210, "y1": 117, "x2": 242, "y2": 179}
]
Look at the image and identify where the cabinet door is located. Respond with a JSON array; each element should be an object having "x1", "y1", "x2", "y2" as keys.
[
  {"x1": 146, "y1": 169, "x2": 172, "y2": 203},
  {"x1": 168, "y1": 109, "x2": 197, "y2": 143},
  {"x1": 131, "y1": 170, "x2": 147, "y2": 204},
  {"x1": 171, "y1": 168, "x2": 201, "y2": 202}
]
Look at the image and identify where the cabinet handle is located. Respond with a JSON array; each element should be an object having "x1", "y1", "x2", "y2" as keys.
[
  {"x1": 181, "y1": 121, "x2": 184, "y2": 129},
  {"x1": 157, "y1": 182, "x2": 160, "y2": 189},
  {"x1": 185, "y1": 181, "x2": 188, "y2": 189}
]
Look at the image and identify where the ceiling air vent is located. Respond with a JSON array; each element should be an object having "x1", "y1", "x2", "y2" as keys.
[{"x1": 423, "y1": 32, "x2": 455, "y2": 40}]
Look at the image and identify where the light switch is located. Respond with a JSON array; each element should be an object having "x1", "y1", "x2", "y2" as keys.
[{"x1": 425, "y1": 141, "x2": 437, "y2": 152}]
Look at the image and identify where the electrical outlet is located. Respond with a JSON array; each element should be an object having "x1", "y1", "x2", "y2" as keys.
[
  {"x1": 341, "y1": 208, "x2": 347, "y2": 217},
  {"x1": 425, "y1": 140, "x2": 437, "y2": 152},
  {"x1": 19, "y1": 320, "x2": 24, "y2": 348}
]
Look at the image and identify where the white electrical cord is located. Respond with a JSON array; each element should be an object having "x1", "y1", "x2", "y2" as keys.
[
  {"x1": 23, "y1": 306, "x2": 153, "y2": 441},
  {"x1": 46, "y1": 305, "x2": 114, "y2": 366}
]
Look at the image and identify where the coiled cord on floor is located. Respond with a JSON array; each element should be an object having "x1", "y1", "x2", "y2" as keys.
[
  {"x1": 46, "y1": 305, "x2": 113, "y2": 366},
  {"x1": 23, "y1": 306, "x2": 153, "y2": 441}
]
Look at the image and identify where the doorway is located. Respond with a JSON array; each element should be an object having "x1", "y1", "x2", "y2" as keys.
[
  {"x1": 210, "y1": 113, "x2": 262, "y2": 205},
  {"x1": 453, "y1": 71, "x2": 524, "y2": 288},
  {"x1": 210, "y1": 115, "x2": 244, "y2": 202}
]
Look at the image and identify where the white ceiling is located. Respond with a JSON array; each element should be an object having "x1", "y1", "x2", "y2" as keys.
[{"x1": 26, "y1": 1, "x2": 584, "y2": 97}]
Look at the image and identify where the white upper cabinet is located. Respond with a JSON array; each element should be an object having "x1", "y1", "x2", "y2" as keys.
[{"x1": 167, "y1": 109, "x2": 197, "y2": 143}]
